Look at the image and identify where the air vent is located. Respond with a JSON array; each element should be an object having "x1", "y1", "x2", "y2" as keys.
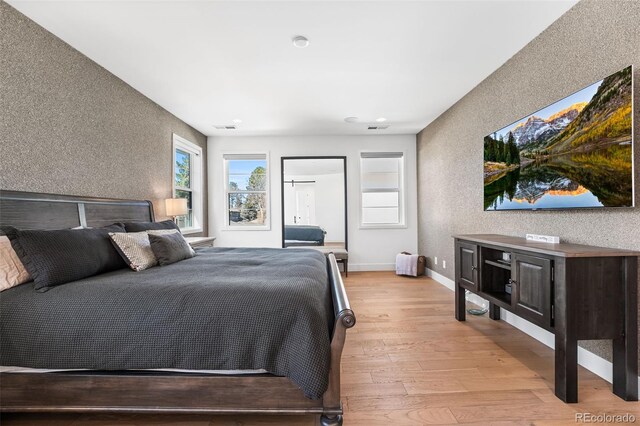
[
  {"x1": 214, "y1": 125, "x2": 237, "y2": 130},
  {"x1": 368, "y1": 125, "x2": 389, "y2": 130}
]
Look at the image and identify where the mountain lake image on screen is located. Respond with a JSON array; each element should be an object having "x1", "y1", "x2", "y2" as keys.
[{"x1": 484, "y1": 65, "x2": 634, "y2": 211}]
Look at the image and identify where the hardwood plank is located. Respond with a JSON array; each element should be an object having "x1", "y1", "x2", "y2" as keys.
[
  {"x1": 347, "y1": 389, "x2": 544, "y2": 411},
  {"x1": 344, "y1": 407, "x2": 459, "y2": 425},
  {"x1": 461, "y1": 377, "x2": 551, "y2": 392},
  {"x1": 342, "y1": 382, "x2": 407, "y2": 397},
  {"x1": 450, "y1": 402, "x2": 579, "y2": 423},
  {"x1": 340, "y1": 372, "x2": 373, "y2": 385},
  {"x1": 404, "y1": 379, "x2": 467, "y2": 395},
  {"x1": 371, "y1": 368, "x2": 483, "y2": 383}
]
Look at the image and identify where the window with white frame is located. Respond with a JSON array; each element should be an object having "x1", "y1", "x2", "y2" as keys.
[
  {"x1": 224, "y1": 154, "x2": 269, "y2": 228},
  {"x1": 173, "y1": 134, "x2": 203, "y2": 234},
  {"x1": 360, "y1": 152, "x2": 405, "y2": 227}
]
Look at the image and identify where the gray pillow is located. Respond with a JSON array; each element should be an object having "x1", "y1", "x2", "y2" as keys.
[
  {"x1": 1, "y1": 224, "x2": 127, "y2": 291},
  {"x1": 148, "y1": 232, "x2": 195, "y2": 266},
  {"x1": 121, "y1": 220, "x2": 179, "y2": 233}
]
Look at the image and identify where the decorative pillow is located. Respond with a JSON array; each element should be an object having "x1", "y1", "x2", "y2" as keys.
[
  {"x1": 121, "y1": 220, "x2": 179, "y2": 233},
  {"x1": 148, "y1": 230, "x2": 195, "y2": 257},
  {"x1": 149, "y1": 232, "x2": 196, "y2": 266},
  {"x1": 1, "y1": 224, "x2": 127, "y2": 291},
  {"x1": 109, "y1": 229, "x2": 180, "y2": 271},
  {"x1": 0, "y1": 235, "x2": 31, "y2": 291}
]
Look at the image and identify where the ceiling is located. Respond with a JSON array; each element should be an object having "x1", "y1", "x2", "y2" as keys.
[{"x1": 8, "y1": 0, "x2": 576, "y2": 137}]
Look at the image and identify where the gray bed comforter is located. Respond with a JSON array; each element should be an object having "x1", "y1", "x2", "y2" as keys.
[
  {"x1": 284, "y1": 225, "x2": 325, "y2": 245},
  {"x1": 0, "y1": 247, "x2": 333, "y2": 399}
]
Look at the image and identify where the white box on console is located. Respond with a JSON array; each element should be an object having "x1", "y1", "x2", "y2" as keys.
[{"x1": 526, "y1": 234, "x2": 560, "y2": 244}]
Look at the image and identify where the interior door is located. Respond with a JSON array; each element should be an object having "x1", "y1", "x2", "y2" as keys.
[
  {"x1": 294, "y1": 184, "x2": 316, "y2": 225},
  {"x1": 512, "y1": 253, "x2": 552, "y2": 327}
]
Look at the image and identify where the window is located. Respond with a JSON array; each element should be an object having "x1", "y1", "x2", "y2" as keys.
[
  {"x1": 224, "y1": 154, "x2": 269, "y2": 229},
  {"x1": 360, "y1": 152, "x2": 405, "y2": 228},
  {"x1": 173, "y1": 134, "x2": 203, "y2": 234}
]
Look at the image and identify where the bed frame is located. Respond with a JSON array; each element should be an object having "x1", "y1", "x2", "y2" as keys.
[{"x1": 0, "y1": 190, "x2": 356, "y2": 426}]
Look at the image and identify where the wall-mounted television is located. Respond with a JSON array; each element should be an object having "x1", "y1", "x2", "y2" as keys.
[{"x1": 484, "y1": 65, "x2": 634, "y2": 211}]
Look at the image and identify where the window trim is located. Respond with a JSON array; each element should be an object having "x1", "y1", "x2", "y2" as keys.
[
  {"x1": 359, "y1": 151, "x2": 407, "y2": 229},
  {"x1": 223, "y1": 152, "x2": 271, "y2": 231},
  {"x1": 172, "y1": 134, "x2": 203, "y2": 235}
]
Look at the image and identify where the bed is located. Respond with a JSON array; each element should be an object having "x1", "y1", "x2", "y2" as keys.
[
  {"x1": 0, "y1": 190, "x2": 355, "y2": 426},
  {"x1": 284, "y1": 225, "x2": 326, "y2": 247}
]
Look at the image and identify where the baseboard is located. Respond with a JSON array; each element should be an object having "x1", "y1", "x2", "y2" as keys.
[
  {"x1": 426, "y1": 268, "x2": 455, "y2": 290},
  {"x1": 425, "y1": 268, "x2": 639, "y2": 385},
  {"x1": 349, "y1": 263, "x2": 395, "y2": 272}
]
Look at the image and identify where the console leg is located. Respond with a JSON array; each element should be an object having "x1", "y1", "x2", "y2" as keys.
[
  {"x1": 489, "y1": 302, "x2": 500, "y2": 320},
  {"x1": 320, "y1": 414, "x2": 343, "y2": 426},
  {"x1": 612, "y1": 257, "x2": 638, "y2": 401},
  {"x1": 555, "y1": 332, "x2": 578, "y2": 403},
  {"x1": 613, "y1": 335, "x2": 638, "y2": 400},
  {"x1": 455, "y1": 284, "x2": 465, "y2": 321}
]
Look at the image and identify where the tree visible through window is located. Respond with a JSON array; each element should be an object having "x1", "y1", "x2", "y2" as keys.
[
  {"x1": 225, "y1": 156, "x2": 268, "y2": 227},
  {"x1": 175, "y1": 148, "x2": 193, "y2": 229},
  {"x1": 172, "y1": 134, "x2": 202, "y2": 234}
]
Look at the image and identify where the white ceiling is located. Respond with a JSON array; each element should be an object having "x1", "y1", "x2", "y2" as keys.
[{"x1": 8, "y1": 0, "x2": 576, "y2": 137}]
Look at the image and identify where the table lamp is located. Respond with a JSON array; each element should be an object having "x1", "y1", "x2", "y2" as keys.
[{"x1": 165, "y1": 198, "x2": 188, "y2": 222}]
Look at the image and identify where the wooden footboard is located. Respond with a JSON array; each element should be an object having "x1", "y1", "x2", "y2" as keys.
[
  {"x1": 321, "y1": 253, "x2": 356, "y2": 423},
  {"x1": 0, "y1": 253, "x2": 355, "y2": 425}
]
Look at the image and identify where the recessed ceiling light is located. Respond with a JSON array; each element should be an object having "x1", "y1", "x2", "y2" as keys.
[
  {"x1": 344, "y1": 117, "x2": 359, "y2": 123},
  {"x1": 292, "y1": 36, "x2": 309, "y2": 48},
  {"x1": 375, "y1": 117, "x2": 387, "y2": 123},
  {"x1": 232, "y1": 119, "x2": 242, "y2": 124}
]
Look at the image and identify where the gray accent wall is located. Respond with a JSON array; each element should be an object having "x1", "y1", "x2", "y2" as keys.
[
  {"x1": 0, "y1": 2, "x2": 208, "y2": 235},
  {"x1": 417, "y1": 0, "x2": 639, "y2": 362}
]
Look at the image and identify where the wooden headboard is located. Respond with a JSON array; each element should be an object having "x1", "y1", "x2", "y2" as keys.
[{"x1": 0, "y1": 190, "x2": 155, "y2": 230}]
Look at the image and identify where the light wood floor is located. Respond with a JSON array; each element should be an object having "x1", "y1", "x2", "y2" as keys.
[{"x1": 3, "y1": 272, "x2": 638, "y2": 425}]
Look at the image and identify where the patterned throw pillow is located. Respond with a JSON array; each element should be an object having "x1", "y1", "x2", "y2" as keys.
[
  {"x1": 0, "y1": 235, "x2": 31, "y2": 291},
  {"x1": 109, "y1": 230, "x2": 181, "y2": 271}
]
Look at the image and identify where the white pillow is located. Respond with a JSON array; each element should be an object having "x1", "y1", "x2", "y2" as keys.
[
  {"x1": 109, "y1": 230, "x2": 188, "y2": 272},
  {"x1": 0, "y1": 235, "x2": 31, "y2": 291}
]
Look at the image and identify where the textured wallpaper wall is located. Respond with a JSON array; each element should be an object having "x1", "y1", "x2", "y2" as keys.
[
  {"x1": 417, "y1": 0, "x2": 639, "y2": 362},
  {"x1": 0, "y1": 2, "x2": 208, "y2": 235}
]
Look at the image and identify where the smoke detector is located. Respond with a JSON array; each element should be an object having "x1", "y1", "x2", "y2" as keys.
[
  {"x1": 292, "y1": 36, "x2": 309, "y2": 48},
  {"x1": 344, "y1": 117, "x2": 359, "y2": 123}
]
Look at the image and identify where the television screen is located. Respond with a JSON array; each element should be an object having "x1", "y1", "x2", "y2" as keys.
[{"x1": 484, "y1": 66, "x2": 634, "y2": 211}]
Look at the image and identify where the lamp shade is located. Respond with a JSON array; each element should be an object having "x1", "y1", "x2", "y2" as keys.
[{"x1": 165, "y1": 198, "x2": 188, "y2": 217}]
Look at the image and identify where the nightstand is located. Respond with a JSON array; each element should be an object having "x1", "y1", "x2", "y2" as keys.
[{"x1": 184, "y1": 236, "x2": 216, "y2": 248}]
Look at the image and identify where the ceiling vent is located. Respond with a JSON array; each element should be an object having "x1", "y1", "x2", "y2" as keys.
[
  {"x1": 368, "y1": 125, "x2": 390, "y2": 130},
  {"x1": 214, "y1": 125, "x2": 237, "y2": 130}
]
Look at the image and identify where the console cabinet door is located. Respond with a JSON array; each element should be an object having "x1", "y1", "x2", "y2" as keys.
[
  {"x1": 512, "y1": 253, "x2": 552, "y2": 327},
  {"x1": 456, "y1": 241, "x2": 479, "y2": 290}
]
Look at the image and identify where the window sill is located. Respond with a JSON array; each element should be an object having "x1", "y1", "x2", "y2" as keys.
[
  {"x1": 222, "y1": 225, "x2": 271, "y2": 231},
  {"x1": 359, "y1": 224, "x2": 408, "y2": 230},
  {"x1": 181, "y1": 227, "x2": 203, "y2": 235}
]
